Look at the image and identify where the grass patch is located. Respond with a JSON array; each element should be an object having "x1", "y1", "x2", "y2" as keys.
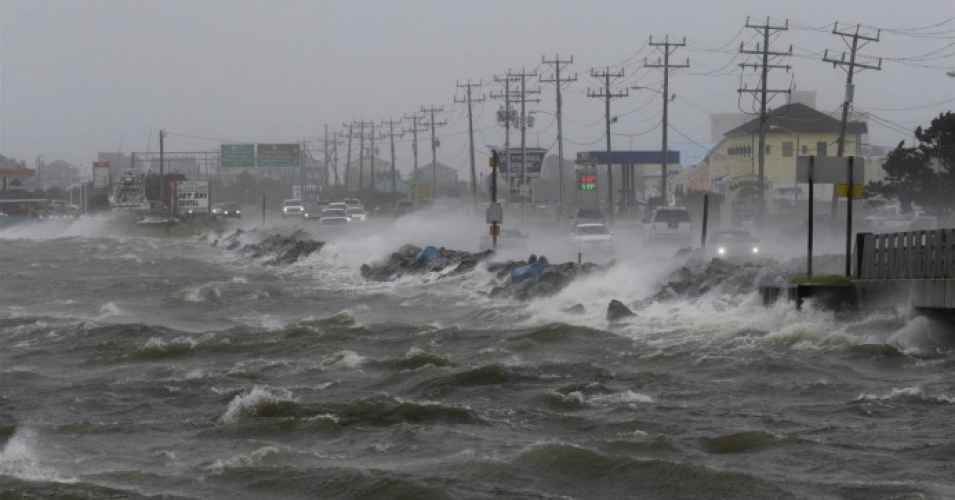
[{"x1": 788, "y1": 274, "x2": 853, "y2": 285}]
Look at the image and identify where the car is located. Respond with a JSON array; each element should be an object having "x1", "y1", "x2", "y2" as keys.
[
  {"x1": 319, "y1": 208, "x2": 349, "y2": 225},
  {"x1": 303, "y1": 202, "x2": 330, "y2": 220},
  {"x1": 343, "y1": 198, "x2": 362, "y2": 209},
  {"x1": 327, "y1": 202, "x2": 347, "y2": 212},
  {"x1": 479, "y1": 228, "x2": 528, "y2": 252},
  {"x1": 345, "y1": 206, "x2": 367, "y2": 222},
  {"x1": 705, "y1": 229, "x2": 760, "y2": 260},
  {"x1": 572, "y1": 223, "x2": 614, "y2": 250},
  {"x1": 281, "y1": 199, "x2": 305, "y2": 218},
  {"x1": 643, "y1": 207, "x2": 692, "y2": 247},
  {"x1": 211, "y1": 202, "x2": 242, "y2": 218},
  {"x1": 573, "y1": 206, "x2": 605, "y2": 227},
  {"x1": 394, "y1": 200, "x2": 415, "y2": 217}
]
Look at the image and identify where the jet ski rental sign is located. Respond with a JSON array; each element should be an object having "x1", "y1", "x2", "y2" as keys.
[{"x1": 174, "y1": 181, "x2": 210, "y2": 214}]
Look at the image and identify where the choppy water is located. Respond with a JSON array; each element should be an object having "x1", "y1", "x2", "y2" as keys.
[{"x1": 1, "y1": 215, "x2": 954, "y2": 499}]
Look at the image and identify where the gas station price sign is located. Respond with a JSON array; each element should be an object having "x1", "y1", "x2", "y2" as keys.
[{"x1": 577, "y1": 170, "x2": 597, "y2": 191}]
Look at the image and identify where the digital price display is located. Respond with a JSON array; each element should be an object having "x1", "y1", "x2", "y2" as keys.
[{"x1": 577, "y1": 173, "x2": 597, "y2": 191}]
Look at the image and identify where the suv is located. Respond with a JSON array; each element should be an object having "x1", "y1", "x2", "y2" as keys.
[
  {"x1": 281, "y1": 199, "x2": 305, "y2": 219},
  {"x1": 643, "y1": 207, "x2": 692, "y2": 247},
  {"x1": 573, "y1": 206, "x2": 605, "y2": 227}
]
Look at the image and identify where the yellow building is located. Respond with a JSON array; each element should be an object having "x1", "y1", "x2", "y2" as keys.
[{"x1": 704, "y1": 103, "x2": 867, "y2": 225}]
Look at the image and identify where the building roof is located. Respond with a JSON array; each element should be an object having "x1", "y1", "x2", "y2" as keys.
[{"x1": 724, "y1": 102, "x2": 867, "y2": 136}]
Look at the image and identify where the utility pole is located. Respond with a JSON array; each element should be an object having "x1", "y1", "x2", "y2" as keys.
[
  {"x1": 342, "y1": 123, "x2": 354, "y2": 193},
  {"x1": 420, "y1": 105, "x2": 446, "y2": 201},
  {"x1": 646, "y1": 36, "x2": 689, "y2": 204},
  {"x1": 509, "y1": 69, "x2": 540, "y2": 218},
  {"x1": 355, "y1": 121, "x2": 373, "y2": 201},
  {"x1": 368, "y1": 122, "x2": 377, "y2": 202},
  {"x1": 403, "y1": 112, "x2": 428, "y2": 206},
  {"x1": 588, "y1": 67, "x2": 628, "y2": 225},
  {"x1": 380, "y1": 119, "x2": 403, "y2": 205},
  {"x1": 739, "y1": 17, "x2": 791, "y2": 232},
  {"x1": 322, "y1": 125, "x2": 331, "y2": 192},
  {"x1": 159, "y1": 130, "x2": 165, "y2": 205},
  {"x1": 491, "y1": 72, "x2": 520, "y2": 208},
  {"x1": 333, "y1": 130, "x2": 346, "y2": 187},
  {"x1": 299, "y1": 140, "x2": 306, "y2": 202},
  {"x1": 541, "y1": 54, "x2": 577, "y2": 219},
  {"x1": 455, "y1": 79, "x2": 485, "y2": 207},
  {"x1": 824, "y1": 22, "x2": 881, "y2": 218}
]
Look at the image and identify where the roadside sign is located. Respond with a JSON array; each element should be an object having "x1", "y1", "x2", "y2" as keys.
[
  {"x1": 836, "y1": 183, "x2": 864, "y2": 199},
  {"x1": 92, "y1": 161, "x2": 110, "y2": 188},
  {"x1": 220, "y1": 144, "x2": 255, "y2": 168},
  {"x1": 292, "y1": 184, "x2": 319, "y2": 201},
  {"x1": 508, "y1": 185, "x2": 533, "y2": 203},
  {"x1": 257, "y1": 143, "x2": 300, "y2": 168},
  {"x1": 486, "y1": 202, "x2": 503, "y2": 224},
  {"x1": 796, "y1": 156, "x2": 864, "y2": 184},
  {"x1": 576, "y1": 169, "x2": 597, "y2": 191},
  {"x1": 175, "y1": 180, "x2": 209, "y2": 214}
]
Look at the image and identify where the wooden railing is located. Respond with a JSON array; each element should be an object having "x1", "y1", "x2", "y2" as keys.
[{"x1": 856, "y1": 229, "x2": 955, "y2": 280}]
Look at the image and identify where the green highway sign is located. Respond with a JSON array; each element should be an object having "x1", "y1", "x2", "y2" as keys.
[
  {"x1": 220, "y1": 144, "x2": 255, "y2": 168},
  {"x1": 257, "y1": 143, "x2": 300, "y2": 168}
]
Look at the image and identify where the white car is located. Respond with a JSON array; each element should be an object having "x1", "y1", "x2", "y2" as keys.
[
  {"x1": 281, "y1": 199, "x2": 305, "y2": 218},
  {"x1": 319, "y1": 208, "x2": 349, "y2": 226},
  {"x1": 572, "y1": 223, "x2": 614, "y2": 249},
  {"x1": 345, "y1": 206, "x2": 367, "y2": 222}
]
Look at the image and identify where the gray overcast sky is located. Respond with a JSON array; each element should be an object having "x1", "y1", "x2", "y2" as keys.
[{"x1": 2, "y1": 0, "x2": 954, "y2": 174}]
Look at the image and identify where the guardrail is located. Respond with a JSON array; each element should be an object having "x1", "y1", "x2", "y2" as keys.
[{"x1": 856, "y1": 229, "x2": 955, "y2": 280}]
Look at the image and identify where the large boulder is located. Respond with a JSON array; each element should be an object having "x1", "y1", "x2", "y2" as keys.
[
  {"x1": 606, "y1": 299, "x2": 636, "y2": 322},
  {"x1": 359, "y1": 245, "x2": 494, "y2": 282}
]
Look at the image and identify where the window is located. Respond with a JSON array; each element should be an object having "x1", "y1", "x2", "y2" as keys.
[
  {"x1": 801, "y1": 145, "x2": 809, "y2": 155},
  {"x1": 816, "y1": 141, "x2": 828, "y2": 157},
  {"x1": 782, "y1": 142, "x2": 794, "y2": 157},
  {"x1": 765, "y1": 144, "x2": 772, "y2": 155}
]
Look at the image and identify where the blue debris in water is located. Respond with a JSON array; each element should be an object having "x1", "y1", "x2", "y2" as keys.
[{"x1": 412, "y1": 245, "x2": 440, "y2": 268}]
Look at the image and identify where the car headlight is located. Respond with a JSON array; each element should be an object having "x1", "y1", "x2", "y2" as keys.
[
  {"x1": 718, "y1": 247, "x2": 726, "y2": 255},
  {"x1": 236, "y1": 210, "x2": 241, "y2": 214},
  {"x1": 752, "y1": 247, "x2": 759, "y2": 254}
]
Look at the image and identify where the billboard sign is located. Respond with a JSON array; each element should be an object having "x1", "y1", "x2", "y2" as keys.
[
  {"x1": 796, "y1": 156, "x2": 864, "y2": 184},
  {"x1": 497, "y1": 148, "x2": 547, "y2": 179},
  {"x1": 576, "y1": 169, "x2": 597, "y2": 191},
  {"x1": 220, "y1": 144, "x2": 255, "y2": 168},
  {"x1": 257, "y1": 143, "x2": 300, "y2": 168},
  {"x1": 93, "y1": 161, "x2": 110, "y2": 188},
  {"x1": 292, "y1": 184, "x2": 319, "y2": 201},
  {"x1": 175, "y1": 180, "x2": 209, "y2": 214}
]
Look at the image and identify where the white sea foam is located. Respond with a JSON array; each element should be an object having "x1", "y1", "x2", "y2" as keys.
[
  {"x1": 203, "y1": 445, "x2": 289, "y2": 474},
  {"x1": 0, "y1": 429, "x2": 74, "y2": 483},
  {"x1": 857, "y1": 386, "x2": 955, "y2": 404},
  {"x1": 218, "y1": 386, "x2": 298, "y2": 424},
  {"x1": 588, "y1": 390, "x2": 655, "y2": 405},
  {"x1": 320, "y1": 350, "x2": 366, "y2": 369},
  {"x1": 96, "y1": 302, "x2": 124, "y2": 318}
]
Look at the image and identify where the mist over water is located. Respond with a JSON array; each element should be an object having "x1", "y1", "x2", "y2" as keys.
[{"x1": 1, "y1": 213, "x2": 953, "y2": 499}]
